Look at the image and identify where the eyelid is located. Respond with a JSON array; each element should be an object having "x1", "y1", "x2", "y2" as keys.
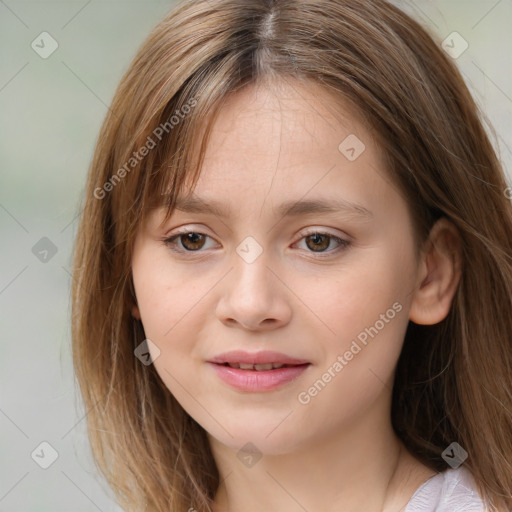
[
  {"x1": 165, "y1": 225, "x2": 349, "y2": 240},
  {"x1": 298, "y1": 226, "x2": 350, "y2": 240},
  {"x1": 164, "y1": 223, "x2": 214, "y2": 237}
]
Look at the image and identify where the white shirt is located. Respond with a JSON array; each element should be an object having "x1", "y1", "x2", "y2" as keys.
[{"x1": 405, "y1": 466, "x2": 487, "y2": 511}]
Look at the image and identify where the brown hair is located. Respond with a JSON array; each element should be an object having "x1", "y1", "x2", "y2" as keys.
[{"x1": 71, "y1": 0, "x2": 512, "y2": 510}]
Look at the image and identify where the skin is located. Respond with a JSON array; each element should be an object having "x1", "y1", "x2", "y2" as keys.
[{"x1": 131, "y1": 79, "x2": 462, "y2": 512}]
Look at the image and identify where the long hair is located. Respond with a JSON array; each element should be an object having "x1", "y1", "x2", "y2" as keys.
[{"x1": 71, "y1": 0, "x2": 512, "y2": 510}]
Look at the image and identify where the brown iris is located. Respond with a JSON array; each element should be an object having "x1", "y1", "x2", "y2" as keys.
[
  {"x1": 180, "y1": 233, "x2": 206, "y2": 251},
  {"x1": 305, "y1": 233, "x2": 330, "y2": 252}
]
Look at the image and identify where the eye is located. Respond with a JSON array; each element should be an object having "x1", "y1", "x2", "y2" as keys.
[
  {"x1": 163, "y1": 230, "x2": 218, "y2": 252},
  {"x1": 162, "y1": 229, "x2": 351, "y2": 257},
  {"x1": 293, "y1": 230, "x2": 351, "y2": 257}
]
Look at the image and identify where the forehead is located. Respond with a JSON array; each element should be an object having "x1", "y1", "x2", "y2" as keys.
[
  {"x1": 179, "y1": 80, "x2": 387, "y2": 201},
  {"x1": 203, "y1": 79, "x2": 366, "y2": 151}
]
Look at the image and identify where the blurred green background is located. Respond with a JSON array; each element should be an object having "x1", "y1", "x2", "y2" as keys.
[{"x1": 0, "y1": 0, "x2": 510, "y2": 510}]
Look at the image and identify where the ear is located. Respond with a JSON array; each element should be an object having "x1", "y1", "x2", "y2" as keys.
[{"x1": 409, "y1": 217, "x2": 462, "y2": 325}]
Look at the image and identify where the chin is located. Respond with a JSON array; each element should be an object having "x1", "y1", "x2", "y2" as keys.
[{"x1": 205, "y1": 420, "x2": 307, "y2": 456}]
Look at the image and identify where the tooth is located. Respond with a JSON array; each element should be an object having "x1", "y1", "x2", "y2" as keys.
[
  {"x1": 254, "y1": 363, "x2": 273, "y2": 371},
  {"x1": 272, "y1": 363, "x2": 285, "y2": 369},
  {"x1": 239, "y1": 363, "x2": 254, "y2": 370},
  {"x1": 228, "y1": 363, "x2": 241, "y2": 369}
]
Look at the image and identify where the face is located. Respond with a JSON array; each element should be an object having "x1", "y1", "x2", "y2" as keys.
[{"x1": 131, "y1": 80, "x2": 422, "y2": 455}]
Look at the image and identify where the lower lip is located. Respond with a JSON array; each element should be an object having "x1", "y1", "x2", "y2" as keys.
[{"x1": 208, "y1": 363, "x2": 310, "y2": 392}]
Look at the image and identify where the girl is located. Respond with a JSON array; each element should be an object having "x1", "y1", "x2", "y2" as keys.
[{"x1": 71, "y1": 0, "x2": 512, "y2": 511}]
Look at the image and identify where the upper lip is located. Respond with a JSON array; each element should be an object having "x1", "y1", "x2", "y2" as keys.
[{"x1": 207, "y1": 350, "x2": 310, "y2": 366}]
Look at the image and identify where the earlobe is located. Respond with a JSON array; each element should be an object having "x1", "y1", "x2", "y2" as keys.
[
  {"x1": 409, "y1": 218, "x2": 462, "y2": 326},
  {"x1": 132, "y1": 304, "x2": 141, "y2": 320}
]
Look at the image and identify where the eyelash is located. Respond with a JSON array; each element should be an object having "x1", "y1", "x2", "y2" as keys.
[{"x1": 161, "y1": 229, "x2": 351, "y2": 259}]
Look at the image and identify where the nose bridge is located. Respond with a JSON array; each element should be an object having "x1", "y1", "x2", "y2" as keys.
[
  {"x1": 216, "y1": 233, "x2": 290, "y2": 330},
  {"x1": 232, "y1": 234, "x2": 274, "y2": 300}
]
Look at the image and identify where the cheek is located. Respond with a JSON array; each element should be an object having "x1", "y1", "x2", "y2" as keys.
[
  {"x1": 131, "y1": 247, "x2": 217, "y2": 400},
  {"x1": 295, "y1": 274, "x2": 410, "y2": 428},
  {"x1": 309, "y1": 249, "x2": 414, "y2": 344},
  {"x1": 304, "y1": 246, "x2": 415, "y2": 391},
  {"x1": 132, "y1": 245, "x2": 203, "y2": 339},
  {"x1": 132, "y1": 262, "x2": 204, "y2": 402}
]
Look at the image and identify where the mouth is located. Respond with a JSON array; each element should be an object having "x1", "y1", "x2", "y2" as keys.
[
  {"x1": 208, "y1": 350, "x2": 310, "y2": 367},
  {"x1": 207, "y1": 351, "x2": 311, "y2": 391}
]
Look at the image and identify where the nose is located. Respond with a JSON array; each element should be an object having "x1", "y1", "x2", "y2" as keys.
[{"x1": 215, "y1": 248, "x2": 292, "y2": 332}]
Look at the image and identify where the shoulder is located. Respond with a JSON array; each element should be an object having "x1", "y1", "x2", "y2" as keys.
[{"x1": 405, "y1": 465, "x2": 487, "y2": 512}]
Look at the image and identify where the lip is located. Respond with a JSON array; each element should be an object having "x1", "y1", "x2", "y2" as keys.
[
  {"x1": 207, "y1": 350, "x2": 311, "y2": 392},
  {"x1": 207, "y1": 350, "x2": 310, "y2": 366}
]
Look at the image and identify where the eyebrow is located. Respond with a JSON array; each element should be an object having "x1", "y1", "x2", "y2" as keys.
[{"x1": 169, "y1": 195, "x2": 373, "y2": 220}]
